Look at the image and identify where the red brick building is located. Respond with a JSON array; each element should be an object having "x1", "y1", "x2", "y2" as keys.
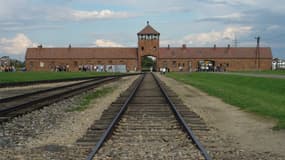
[{"x1": 25, "y1": 22, "x2": 272, "y2": 72}]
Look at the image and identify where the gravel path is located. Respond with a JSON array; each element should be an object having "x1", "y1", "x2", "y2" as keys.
[
  {"x1": 0, "y1": 76, "x2": 138, "y2": 160},
  {"x1": 158, "y1": 73, "x2": 285, "y2": 159}
]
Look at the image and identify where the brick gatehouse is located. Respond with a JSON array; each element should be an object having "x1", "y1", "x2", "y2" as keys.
[{"x1": 25, "y1": 22, "x2": 272, "y2": 72}]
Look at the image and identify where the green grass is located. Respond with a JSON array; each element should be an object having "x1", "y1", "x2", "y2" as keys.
[
  {"x1": 235, "y1": 70, "x2": 285, "y2": 75},
  {"x1": 0, "y1": 72, "x2": 121, "y2": 83},
  {"x1": 166, "y1": 72, "x2": 285, "y2": 130},
  {"x1": 68, "y1": 86, "x2": 115, "y2": 112}
]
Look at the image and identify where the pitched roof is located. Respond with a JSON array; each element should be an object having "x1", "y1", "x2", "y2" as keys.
[
  {"x1": 137, "y1": 22, "x2": 160, "y2": 35},
  {"x1": 159, "y1": 47, "x2": 272, "y2": 59},
  {"x1": 26, "y1": 48, "x2": 137, "y2": 59}
]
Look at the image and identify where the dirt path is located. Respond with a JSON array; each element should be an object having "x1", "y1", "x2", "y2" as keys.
[{"x1": 158, "y1": 73, "x2": 285, "y2": 157}]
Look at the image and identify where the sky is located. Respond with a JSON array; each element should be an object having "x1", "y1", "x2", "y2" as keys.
[{"x1": 0, "y1": 0, "x2": 285, "y2": 61}]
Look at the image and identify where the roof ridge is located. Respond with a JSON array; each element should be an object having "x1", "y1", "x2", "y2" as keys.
[{"x1": 137, "y1": 22, "x2": 160, "y2": 35}]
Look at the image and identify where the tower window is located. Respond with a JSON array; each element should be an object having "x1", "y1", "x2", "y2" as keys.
[
  {"x1": 154, "y1": 35, "x2": 158, "y2": 40},
  {"x1": 141, "y1": 47, "x2": 144, "y2": 51}
]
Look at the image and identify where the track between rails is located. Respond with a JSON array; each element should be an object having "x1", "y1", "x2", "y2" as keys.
[
  {"x1": 0, "y1": 76, "x2": 121, "y2": 123},
  {"x1": 78, "y1": 73, "x2": 211, "y2": 160}
]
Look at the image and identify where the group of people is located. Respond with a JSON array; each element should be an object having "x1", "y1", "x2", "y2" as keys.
[
  {"x1": 79, "y1": 65, "x2": 106, "y2": 72},
  {"x1": 159, "y1": 67, "x2": 169, "y2": 74},
  {"x1": 0, "y1": 66, "x2": 16, "y2": 72},
  {"x1": 54, "y1": 65, "x2": 70, "y2": 72}
]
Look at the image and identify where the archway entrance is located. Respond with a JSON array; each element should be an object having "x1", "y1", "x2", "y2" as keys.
[{"x1": 141, "y1": 55, "x2": 157, "y2": 72}]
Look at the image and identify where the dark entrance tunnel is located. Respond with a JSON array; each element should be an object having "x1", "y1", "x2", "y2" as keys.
[{"x1": 141, "y1": 56, "x2": 157, "y2": 72}]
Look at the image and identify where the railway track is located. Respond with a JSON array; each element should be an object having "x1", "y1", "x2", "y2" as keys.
[
  {"x1": 0, "y1": 73, "x2": 139, "y2": 88},
  {"x1": 0, "y1": 76, "x2": 123, "y2": 123},
  {"x1": 77, "y1": 73, "x2": 211, "y2": 160},
  {"x1": 0, "y1": 75, "x2": 102, "y2": 88}
]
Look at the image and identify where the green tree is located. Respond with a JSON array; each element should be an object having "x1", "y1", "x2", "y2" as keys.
[{"x1": 141, "y1": 56, "x2": 156, "y2": 69}]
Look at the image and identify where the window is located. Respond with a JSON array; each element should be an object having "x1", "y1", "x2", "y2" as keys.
[
  {"x1": 141, "y1": 47, "x2": 144, "y2": 51},
  {"x1": 153, "y1": 46, "x2": 156, "y2": 50},
  {"x1": 40, "y1": 62, "x2": 44, "y2": 68},
  {"x1": 30, "y1": 62, "x2": 33, "y2": 68},
  {"x1": 147, "y1": 34, "x2": 150, "y2": 40}
]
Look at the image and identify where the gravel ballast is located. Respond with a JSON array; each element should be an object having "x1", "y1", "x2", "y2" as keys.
[
  {"x1": 0, "y1": 80, "x2": 87, "y2": 99},
  {"x1": 0, "y1": 76, "x2": 138, "y2": 160}
]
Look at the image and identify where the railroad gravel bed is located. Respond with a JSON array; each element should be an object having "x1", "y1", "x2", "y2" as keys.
[
  {"x1": 0, "y1": 76, "x2": 138, "y2": 160},
  {"x1": 93, "y1": 74, "x2": 204, "y2": 160},
  {"x1": 0, "y1": 80, "x2": 87, "y2": 99},
  {"x1": 158, "y1": 73, "x2": 285, "y2": 160}
]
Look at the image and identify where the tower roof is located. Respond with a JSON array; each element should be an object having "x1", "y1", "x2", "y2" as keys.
[{"x1": 137, "y1": 21, "x2": 160, "y2": 35}]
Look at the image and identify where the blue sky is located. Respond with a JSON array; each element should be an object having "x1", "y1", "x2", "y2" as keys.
[{"x1": 0, "y1": 0, "x2": 284, "y2": 61}]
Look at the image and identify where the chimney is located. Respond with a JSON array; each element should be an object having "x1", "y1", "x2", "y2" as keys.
[
  {"x1": 227, "y1": 44, "x2": 230, "y2": 48},
  {"x1": 38, "y1": 44, "x2": 43, "y2": 48},
  {"x1": 168, "y1": 44, "x2": 170, "y2": 49},
  {"x1": 182, "y1": 44, "x2": 186, "y2": 49},
  {"x1": 68, "y1": 44, "x2": 72, "y2": 48},
  {"x1": 214, "y1": 44, "x2": 216, "y2": 49}
]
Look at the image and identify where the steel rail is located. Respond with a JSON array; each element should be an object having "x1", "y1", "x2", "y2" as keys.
[
  {"x1": 0, "y1": 73, "x2": 142, "y2": 103},
  {"x1": 0, "y1": 73, "x2": 142, "y2": 88},
  {"x1": 0, "y1": 77, "x2": 116, "y2": 117},
  {"x1": 0, "y1": 76, "x2": 99, "y2": 88},
  {"x1": 0, "y1": 78, "x2": 98, "y2": 103},
  {"x1": 152, "y1": 73, "x2": 212, "y2": 160},
  {"x1": 86, "y1": 74, "x2": 145, "y2": 160}
]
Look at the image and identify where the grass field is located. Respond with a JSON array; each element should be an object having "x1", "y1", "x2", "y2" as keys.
[
  {"x1": 236, "y1": 70, "x2": 285, "y2": 75},
  {"x1": 0, "y1": 72, "x2": 120, "y2": 83},
  {"x1": 166, "y1": 72, "x2": 285, "y2": 129}
]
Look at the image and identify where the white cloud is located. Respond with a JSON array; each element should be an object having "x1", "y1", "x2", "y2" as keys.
[
  {"x1": 46, "y1": 8, "x2": 135, "y2": 21},
  {"x1": 160, "y1": 40, "x2": 181, "y2": 47},
  {"x1": 183, "y1": 26, "x2": 252, "y2": 46},
  {"x1": 197, "y1": 13, "x2": 243, "y2": 22},
  {"x1": 216, "y1": 13, "x2": 243, "y2": 19},
  {"x1": 0, "y1": 33, "x2": 36, "y2": 55},
  {"x1": 0, "y1": 24, "x2": 63, "y2": 31},
  {"x1": 267, "y1": 25, "x2": 281, "y2": 31},
  {"x1": 94, "y1": 39, "x2": 124, "y2": 47},
  {"x1": 68, "y1": 9, "x2": 133, "y2": 21}
]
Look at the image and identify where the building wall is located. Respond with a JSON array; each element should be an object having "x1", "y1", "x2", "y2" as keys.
[
  {"x1": 26, "y1": 59, "x2": 138, "y2": 72},
  {"x1": 157, "y1": 58, "x2": 272, "y2": 72},
  {"x1": 26, "y1": 57, "x2": 272, "y2": 72}
]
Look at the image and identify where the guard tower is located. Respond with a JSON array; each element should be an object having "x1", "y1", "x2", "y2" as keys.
[{"x1": 137, "y1": 21, "x2": 160, "y2": 71}]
